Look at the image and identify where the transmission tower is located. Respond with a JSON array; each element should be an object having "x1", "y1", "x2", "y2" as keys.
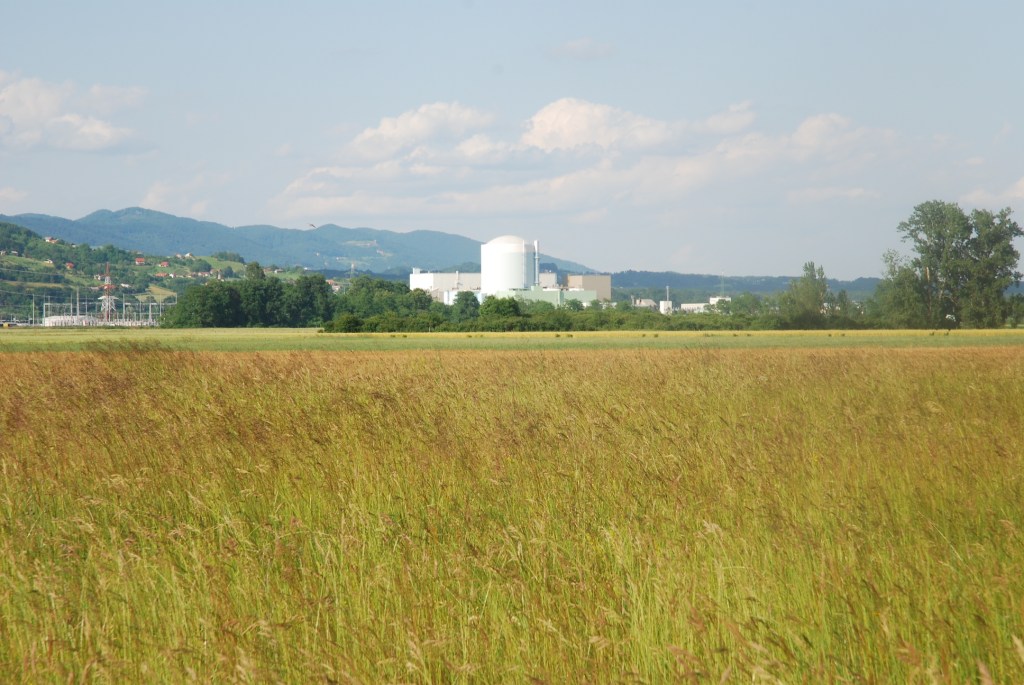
[{"x1": 100, "y1": 262, "x2": 117, "y2": 322}]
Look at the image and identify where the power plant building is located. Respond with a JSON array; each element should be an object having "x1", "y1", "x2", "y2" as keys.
[
  {"x1": 480, "y1": 235, "x2": 538, "y2": 294},
  {"x1": 566, "y1": 274, "x2": 612, "y2": 302},
  {"x1": 409, "y1": 234, "x2": 610, "y2": 307},
  {"x1": 409, "y1": 269, "x2": 481, "y2": 304}
]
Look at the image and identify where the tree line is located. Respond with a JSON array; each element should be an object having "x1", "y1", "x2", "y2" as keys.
[{"x1": 161, "y1": 201, "x2": 1023, "y2": 331}]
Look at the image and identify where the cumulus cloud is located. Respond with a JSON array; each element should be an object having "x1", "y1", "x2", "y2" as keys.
[
  {"x1": 455, "y1": 134, "x2": 516, "y2": 163},
  {"x1": 521, "y1": 98, "x2": 677, "y2": 152},
  {"x1": 275, "y1": 97, "x2": 903, "y2": 236},
  {"x1": 0, "y1": 71, "x2": 142, "y2": 151},
  {"x1": 351, "y1": 102, "x2": 493, "y2": 159},
  {"x1": 789, "y1": 113, "x2": 880, "y2": 159},
  {"x1": 550, "y1": 37, "x2": 615, "y2": 60}
]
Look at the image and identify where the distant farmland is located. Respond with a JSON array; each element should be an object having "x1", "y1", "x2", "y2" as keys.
[{"x1": 1, "y1": 336, "x2": 1022, "y2": 681}]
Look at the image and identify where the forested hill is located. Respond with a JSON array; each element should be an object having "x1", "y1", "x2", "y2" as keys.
[
  {"x1": 613, "y1": 270, "x2": 881, "y2": 301},
  {"x1": 0, "y1": 208, "x2": 590, "y2": 273}
]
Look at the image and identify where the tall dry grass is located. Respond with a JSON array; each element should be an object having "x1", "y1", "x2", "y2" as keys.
[{"x1": 1, "y1": 345, "x2": 1022, "y2": 682}]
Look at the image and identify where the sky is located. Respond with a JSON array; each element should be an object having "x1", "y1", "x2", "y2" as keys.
[{"x1": 1, "y1": 1, "x2": 1022, "y2": 278}]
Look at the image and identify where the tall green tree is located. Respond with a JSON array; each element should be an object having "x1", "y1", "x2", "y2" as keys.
[
  {"x1": 479, "y1": 296, "x2": 521, "y2": 319},
  {"x1": 778, "y1": 261, "x2": 830, "y2": 328},
  {"x1": 868, "y1": 251, "x2": 930, "y2": 328},
  {"x1": 961, "y1": 208, "x2": 1023, "y2": 327},
  {"x1": 239, "y1": 262, "x2": 285, "y2": 326},
  {"x1": 450, "y1": 291, "x2": 480, "y2": 323},
  {"x1": 282, "y1": 273, "x2": 336, "y2": 326},
  {"x1": 162, "y1": 280, "x2": 243, "y2": 328},
  {"x1": 896, "y1": 201, "x2": 1022, "y2": 327}
]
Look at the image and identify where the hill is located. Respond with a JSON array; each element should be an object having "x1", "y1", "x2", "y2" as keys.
[
  {"x1": 2, "y1": 209, "x2": 884, "y2": 302},
  {"x1": 0, "y1": 208, "x2": 591, "y2": 273},
  {"x1": 613, "y1": 270, "x2": 881, "y2": 301}
]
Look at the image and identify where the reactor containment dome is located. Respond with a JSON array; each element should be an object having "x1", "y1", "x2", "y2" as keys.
[{"x1": 480, "y1": 235, "x2": 539, "y2": 294}]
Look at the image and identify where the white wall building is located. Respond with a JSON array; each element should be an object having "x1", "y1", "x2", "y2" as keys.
[
  {"x1": 409, "y1": 269, "x2": 481, "y2": 302},
  {"x1": 678, "y1": 296, "x2": 731, "y2": 314},
  {"x1": 480, "y1": 235, "x2": 538, "y2": 295}
]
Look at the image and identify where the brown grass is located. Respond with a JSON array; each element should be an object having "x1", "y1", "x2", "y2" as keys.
[{"x1": 1, "y1": 345, "x2": 1022, "y2": 682}]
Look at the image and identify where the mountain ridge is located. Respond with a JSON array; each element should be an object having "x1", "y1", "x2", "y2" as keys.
[
  {"x1": 0, "y1": 207, "x2": 591, "y2": 273},
  {"x1": 0, "y1": 208, "x2": 882, "y2": 297}
]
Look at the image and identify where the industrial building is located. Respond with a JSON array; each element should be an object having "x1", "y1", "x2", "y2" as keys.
[
  {"x1": 410, "y1": 235, "x2": 611, "y2": 307},
  {"x1": 676, "y1": 296, "x2": 731, "y2": 314},
  {"x1": 566, "y1": 274, "x2": 612, "y2": 302},
  {"x1": 409, "y1": 269, "x2": 482, "y2": 305}
]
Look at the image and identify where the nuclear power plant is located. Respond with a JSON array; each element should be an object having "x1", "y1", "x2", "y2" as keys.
[
  {"x1": 410, "y1": 235, "x2": 611, "y2": 306},
  {"x1": 480, "y1": 235, "x2": 539, "y2": 293}
]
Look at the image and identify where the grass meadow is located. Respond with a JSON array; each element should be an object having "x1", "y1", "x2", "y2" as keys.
[
  {"x1": 1, "y1": 325, "x2": 1024, "y2": 352},
  {"x1": 1, "y1": 331, "x2": 1023, "y2": 681}
]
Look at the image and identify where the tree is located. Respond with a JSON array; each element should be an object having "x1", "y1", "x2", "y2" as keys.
[
  {"x1": 961, "y1": 208, "x2": 1023, "y2": 327},
  {"x1": 563, "y1": 299, "x2": 584, "y2": 312},
  {"x1": 869, "y1": 250, "x2": 930, "y2": 328},
  {"x1": 479, "y1": 296, "x2": 521, "y2": 319},
  {"x1": 324, "y1": 313, "x2": 363, "y2": 332},
  {"x1": 339, "y1": 275, "x2": 410, "y2": 317},
  {"x1": 282, "y1": 273, "x2": 336, "y2": 326},
  {"x1": 239, "y1": 262, "x2": 285, "y2": 326},
  {"x1": 245, "y1": 261, "x2": 267, "y2": 281},
  {"x1": 829, "y1": 289, "x2": 859, "y2": 328},
  {"x1": 162, "y1": 280, "x2": 243, "y2": 327},
  {"x1": 778, "y1": 262, "x2": 829, "y2": 328},
  {"x1": 450, "y1": 291, "x2": 480, "y2": 323},
  {"x1": 896, "y1": 201, "x2": 1022, "y2": 327},
  {"x1": 212, "y1": 251, "x2": 245, "y2": 264}
]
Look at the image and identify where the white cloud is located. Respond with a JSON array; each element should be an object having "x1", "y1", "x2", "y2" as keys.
[
  {"x1": 47, "y1": 114, "x2": 134, "y2": 151},
  {"x1": 351, "y1": 102, "x2": 493, "y2": 160},
  {"x1": 788, "y1": 186, "x2": 880, "y2": 204},
  {"x1": 0, "y1": 186, "x2": 28, "y2": 203},
  {"x1": 142, "y1": 172, "x2": 230, "y2": 217},
  {"x1": 550, "y1": 37, "x2": 615, "y2": 60},
  {"x1": 571, "y1": 208, "x2": 609, "y2": 224},
  {"x1": 274, "y1": 98, "x2": 905, "y2": 251},
  {"x1": 789, "y1": 113, "x2": 887, "y2": 161},
  {"x1": 82, "y1": 84, "x2": 146, "y2": 114},
  {"x1": 521, "y1": 98, "x2": 676, "y2": 152},
  {"x1": 283, "y1": 162, "x2": 407, "y2": 193},
  {"x1": 519, "y1": 99, "x2": 760, "y2": 153},
  {"x1": 0, "y1": 71, "x2": 140, "y2": 151},
  {"x1": 961, "y1": 177, "x2": 1024, "y2": 206},
  {"x1": 455, "y1": 134, "x2": 516, "y2": 163},
  {"x1": 697, "y1": 101, "x2": 756, "y2": 135}
]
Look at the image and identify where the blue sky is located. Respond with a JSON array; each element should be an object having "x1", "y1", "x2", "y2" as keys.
[{"x1": 2, "y1": 1, "x2": 1022, "y2": 278}]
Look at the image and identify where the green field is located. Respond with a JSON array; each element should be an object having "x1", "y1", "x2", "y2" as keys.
[
  {"x1": 2, "y1": 325, "x2": 1024, "y2": 352},
  {"x1": 1, "y1": 333, "x2": 1023, "y2": 681}
]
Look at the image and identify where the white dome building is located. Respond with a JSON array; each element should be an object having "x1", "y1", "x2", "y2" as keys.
[{"x1": 480, "y1": 235, "x2": 538, "y2": 294}]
